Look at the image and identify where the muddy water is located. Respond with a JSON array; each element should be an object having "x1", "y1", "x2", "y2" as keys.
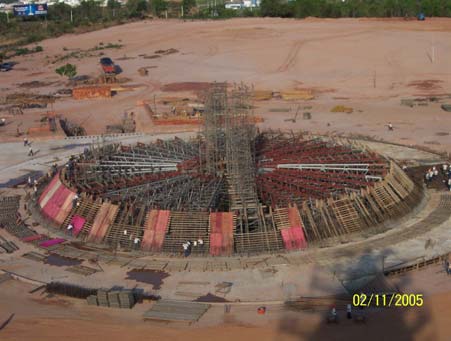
[
  {"x1": 126, "y1": 270, "x2": 170, "y2": 290},
  {"x1": 44, "y1": 254, "x2": 82, "y2": 267},
  {"x1": 195, "y1": 293, "x2": 230, "y2": 303}
]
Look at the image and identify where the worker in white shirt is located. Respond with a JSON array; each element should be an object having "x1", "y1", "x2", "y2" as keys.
[
  {"x1": 433, "y1": 166, "x2": 438, "y2": 177},
  {"x1": 182, "y1": 242, "x2": 189, "y2": 257},
  {"x1": 133, "y1": 237, "x2": 140, "y2": 250},
  {"x1": 67, "y1": 223, "x2": 74, "y2": 235}
]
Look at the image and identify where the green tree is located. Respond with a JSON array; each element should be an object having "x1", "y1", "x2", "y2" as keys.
[
  {"x1": 151, "y1": 0, "x2": 168, "y2": 16},
  {"x1": 55, "y1": 63, "x2": 77, "y2": 79},
  {"x1": 126, "y1": 0, "x2": 148, "y2": 17},
  {"x1": 182, "y1": 0, "x2": 196, "y2": 15},
  {"x1": 260, "y1": 0, "x2": 293, "y2": 17}
]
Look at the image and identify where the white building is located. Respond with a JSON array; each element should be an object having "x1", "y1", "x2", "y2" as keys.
[{"x1": 225, "y1": 0, "x2": 261, "y2": 10}]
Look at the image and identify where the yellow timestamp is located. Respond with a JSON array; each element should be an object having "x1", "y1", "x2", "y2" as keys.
[{"x1": 352, "y1": 293, "x2": 424, "y2": 308}]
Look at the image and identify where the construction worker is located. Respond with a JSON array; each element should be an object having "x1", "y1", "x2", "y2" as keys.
[
  {"x1": 428, "y1": 169, "x2": 434, "y2": 181},
  {"x1": 346, "y1": 304, "x2": 352, "y2": 319},
  {"x1": 67, "y1": 223, "x2": 74, "y2": 235},
  {"x1": 133, "y1": 237, "x2": 140, "y2": 250},
  {"x1": 182, "y1": 242, "x2": 189, "y2": 257},
  {"x1": 433, "y1": 166, "x2": 438, "y2": 177}
]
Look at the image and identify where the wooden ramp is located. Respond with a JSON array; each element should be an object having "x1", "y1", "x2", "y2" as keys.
[{"x1": 143, "y1": 300, "x2": 210, "y2": 323}]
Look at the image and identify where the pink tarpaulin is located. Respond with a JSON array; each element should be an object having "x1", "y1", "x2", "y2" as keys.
[
  {"x1": 71, "y1": 215, "x2": 86, "y2": 237},
  {"x1": 41, "y1": 186, "x2": 75, "y2": 224},
  {"x1": 38, "y1": 173, "x2": 60, "y2": 208},
  {"x1": 39, "y1": 238, "x2": 66, "y2": 248},
  {"x1": 21, "y1": 234, "x2": 45, "y2": 243}
]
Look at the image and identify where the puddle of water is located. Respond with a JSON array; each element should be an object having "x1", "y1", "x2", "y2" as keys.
[
  {"x1": 0, "y1": 171, "x2": 43, "y2": 188},
  {"x1": 195, "y1": 293, "x2": 230, "y2": 303},
  {"x1": 44, "y1": 254, "x2": 82, "y2": 267},
  {"x1": 126, "y1": 270, "x2": 170, "y2": 290}
]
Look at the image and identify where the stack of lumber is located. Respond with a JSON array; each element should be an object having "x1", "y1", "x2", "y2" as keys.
[
  {"x1": 107, "y1": 291, "x2": 121, "y2": 308},
  {"x1": 97, "y1": 289, "x2": 109, "y2": 307},
  {"x1": 72, "y1": 86, "x2": 111, "y2": 100},
  {"x1": 280, "y1": 90, "x2": 314, "y2": 101},
  {"x1": 86, "y1": 295, "x2": 98, "y2": 306},
  {"x1": 331, "y1": 105, "x2": 353, "y2": 113},
  {"x1": 253, "y1": 90, "x2": 273, "y2": 101},
  {"x1": 143, "y1": 300, "x2": 210, "y2": 323},
  {"x1": 86, "y1": 288, "x2": 136, "y2": 308}
]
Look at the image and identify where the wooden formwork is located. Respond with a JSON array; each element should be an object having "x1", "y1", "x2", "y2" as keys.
[
  {"x1": 60, "y1": 194, "x2": 102, "y2": 238},
  {"x1": 234, "y1": 230, "x2": 283, "y2": 254},
  {"x1": 103, "y1": 204, "x2": 147, "y2": 249},
  {"x1": 162, "y1": 211, "x2": 210, "y2": 254},
  {"x1": 297, "y1": 161, "x2": 419, "y2": 243}
]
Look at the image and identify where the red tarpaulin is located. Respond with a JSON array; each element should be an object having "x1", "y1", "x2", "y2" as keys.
[
  {"x1": 21, "y1": 234, "x2": 45, "y2": 243},
  {"x1": 209, "y1": 212, "x2": 234, "y2": 256},
  {"x1": 281, "y1": 206, "x2": 308, "y2": 250},
  {"x1": 142, "y1": 210, "x2": 170, "y2": 251},
  {"x1": 87, "y1": 203, "x2": 119, "y2": 243},
  {"x1": 281, "y1": 226, "x2": 307, "y2": 250},
  {"x1": 38, "y1": 173, "x2": 60, "y2": 208}
]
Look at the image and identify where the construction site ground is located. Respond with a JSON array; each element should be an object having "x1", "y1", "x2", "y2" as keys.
[
  {"x1": 0, "y1": 18, "x2": 451, "y2": 152},
  {"x1": 1, "y1": 17, "x2": 451, "y2": 341},
  {"x1": 1, "y1": 134, "x2": 451, "y2": 340}
]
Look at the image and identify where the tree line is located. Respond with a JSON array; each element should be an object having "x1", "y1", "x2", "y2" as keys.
[
  {"x1": 1, "y1": 0, "x2": 451, "y2": 51},
  {"x1": 260, "y1": 0, "x2": 451, "y2": 18}
]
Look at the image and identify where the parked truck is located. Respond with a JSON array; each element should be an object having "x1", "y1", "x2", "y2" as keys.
[{"x1": 100, "y1": 57, "x2": 115, "y2": 74}]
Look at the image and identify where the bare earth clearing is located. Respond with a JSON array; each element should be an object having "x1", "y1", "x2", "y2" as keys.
[{"x1": 1, "y1": 17, "x2": 450, "y2": 151}]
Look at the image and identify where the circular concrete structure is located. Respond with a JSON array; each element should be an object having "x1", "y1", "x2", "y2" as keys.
[{"x1": 37, "y1": 132, "x2": 422, "y2": 256}]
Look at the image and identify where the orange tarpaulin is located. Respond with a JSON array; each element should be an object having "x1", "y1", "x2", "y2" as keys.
[
  {"x1": 141, "y1": 210, "x2": 170, "y2": 252},
  {"x1": 209, "y1": 212, "x2": 234, "y2": 256}
]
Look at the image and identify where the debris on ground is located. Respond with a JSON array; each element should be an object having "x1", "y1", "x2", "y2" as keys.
[
  {"x1": 253, "y1": 90, "x2": 273, "y2": 101},
  {"x1": 331, "y1": 105, "x2": 353, "y2": 113},
  {"x1": 138, "y1": 67, "x2": 149, "y2": 76},
  {"x1": 59, "y1": 118, "x2": 86, "y2": 136},
  {"x1": 280, "y1": 90, "x2": 314, "y2": 101},
  {"x1": 106, "y1": 112, "x2": 136, "y2": 133},
  {"x1": 72, "y1": 86, "x2": 111, "y2": 100},
  {"x1": 154, "y1": 48, "x2": 179, "y2": 55}
]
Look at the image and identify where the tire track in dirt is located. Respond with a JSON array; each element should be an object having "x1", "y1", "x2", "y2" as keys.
[
  {"x1": 277, "y1": 41, "x2": 303, "y2": 73},
  {"x1": 275, "y1": 29, "x2": 373, "y2": 73}
]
